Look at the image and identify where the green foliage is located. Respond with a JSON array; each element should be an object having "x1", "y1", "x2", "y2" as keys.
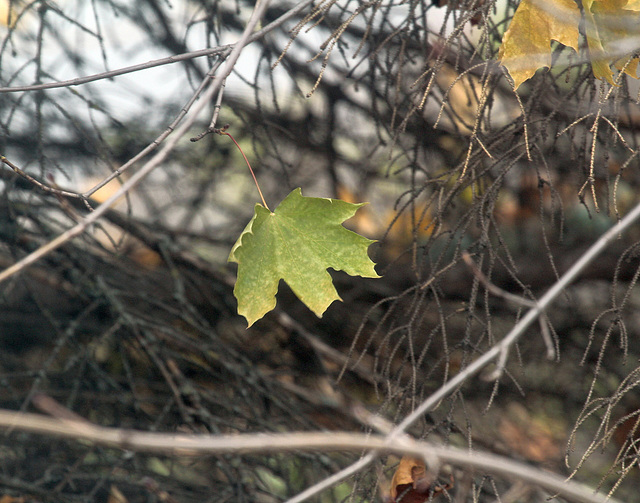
[{"x1": 229, "y1": 188, "x2": 379, "y2": 327}]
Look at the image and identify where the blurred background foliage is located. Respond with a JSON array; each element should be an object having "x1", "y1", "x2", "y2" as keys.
[{"x1": 1, "y1": 0, "x2": 640, "y2": 501}]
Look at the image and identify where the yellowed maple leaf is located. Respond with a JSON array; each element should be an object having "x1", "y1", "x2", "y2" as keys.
[
  {"x1": 583, "y1": 0, "x2": 640, "y2": 84},
  {"x1": 498, "y1": 0, "x2": 580, "y2": 89}
]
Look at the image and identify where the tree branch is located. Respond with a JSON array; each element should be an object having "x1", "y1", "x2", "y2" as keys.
[
  {"x1": 0, "y1": 408, "x2": 618, "y2": 503},
  {"x1": 0, "y1": 0, "x2": 273, "y2": 285},
  {"x1": 0, "y1": 1, "x2": 314, "y2": 94},
  {"x1": 287, "y1": 196, "x2": 640, "y2": 502}
]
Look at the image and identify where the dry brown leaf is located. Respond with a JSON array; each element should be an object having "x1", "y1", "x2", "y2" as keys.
[
  {"x1": 389, "y1": 456, "x2": 453, "y2": 502},
  {"x1": 390, "y1": 456, "x2": 426, "y2": 497}
]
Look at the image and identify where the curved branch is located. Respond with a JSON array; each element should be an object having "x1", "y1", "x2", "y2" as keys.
[{"x1": 0, "y1": 408, "x2": 618, "y2": 503}]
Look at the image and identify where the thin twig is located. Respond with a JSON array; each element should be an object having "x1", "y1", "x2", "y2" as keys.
[
  {"x1": 1, "y1": 156, "x2": 85, "y2": 200},
  {"x1": 288, "y1": 453, "x2": 376, "y2": 503},
  {"x1": 0, "y1": 47, "x2": 227, "y2": 93},
  {"x1": 289, "y1": 196, "x2": 640, "y2": 502},
  {"x1": 83, "y1": 60, "x2": 224, "y2": 198},
  {"x1": 83, "y1": 0, "x2": 315, "y2": 198},
  {"x1": 0, "y1": 408, "x2": 619, "y2": 503},
  {"x1": 462, "y1": 251, "x2": 555, "y2": 361},
  {"x1": 189, "y1": 78, "x2": 227, "y2": 142},
  {"x1": 0, "y1": 0, "x2": 315, "y2": 94},
  {"x1": 206, "y1": 80, "x2": 226, "y2": 130},
  {"x1": 276, "y1": 311, "x2": 386, "y2": 386},
  {"x1": 399, "y1": 196, "x2": 640, "y2": 431},
  {"x1": 461, "y1": 251, "x2": 535, "y2": 307},
  {"x1": 0, "y1": 0, "x2": 272, "y2": 286}
]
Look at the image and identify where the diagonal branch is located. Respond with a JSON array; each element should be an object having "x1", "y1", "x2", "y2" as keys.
[
  {"x1": 0, "y1": 0, "x2": 314, "y2": 94},
  {"x1": 288, "y1": 197, "x2": 640, "y2": 502},
  {"x1": 0, "y1": 0, "x2": 273, "y2": 286}
]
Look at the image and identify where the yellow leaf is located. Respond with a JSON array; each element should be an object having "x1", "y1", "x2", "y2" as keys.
[
  {"x1": 615, "y1": 57, "x2": 639, "y2": 76},
  {"x1": 583, "y1": 0, "x2": 640, "y2": 83},
  {"x1": 498, "y1": 0, "x2": 580, "y2": 89}
]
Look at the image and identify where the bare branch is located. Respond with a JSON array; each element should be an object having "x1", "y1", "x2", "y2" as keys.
[
  {"x1": 291, "y1": 197, "x2": 640, "y2": 501},
  {"x1": 399, "y1": 196, "x2": 640, "y2": 430},
  {"x1": 1, "y1": 156, "x2": 85, "y2": 200},
  {"x1": 0, "y1": 0, "x2": 272, "y2": 285},
  {"x1": 0, "y1": 408, "x2": 618, "y2": 503},
  {"x1": 0, "y1": 0, "x2": 315, "y2": 94},
  {"x1": 189, "y1": 78, "x2": 227, "y2": 142},
  {"x1": 462, "y1": 251, "x2": 555, "y2": 361},
  {"x1": 0, "y1": 47, "x2": 228, "y2": 93},
  {"x1": 83, "y1": 61, "x2": 224, "y2": 198}
]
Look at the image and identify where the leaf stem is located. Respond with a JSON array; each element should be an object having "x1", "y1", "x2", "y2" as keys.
[{"x1": 218, "y1": 129, "x2": 270, "y2": 211}]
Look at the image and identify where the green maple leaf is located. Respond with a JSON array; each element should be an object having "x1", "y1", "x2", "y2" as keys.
[{"x1": 229, "y1": 188, "x2": 380, "y2": 326}]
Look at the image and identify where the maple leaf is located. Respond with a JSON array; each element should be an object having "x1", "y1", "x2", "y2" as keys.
[
  {"x1": 499, "y1": 0, "x2": 640, "y2": 88},
  {"x1": 498, "y1": 0, "x2": 580, "y2": 89},
  {"x1": 229, "y1": 188, "x2": 379, "y2": 326},
  {"x1": 582, "y1": 0, "x2": 640, "y2": 84}
]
